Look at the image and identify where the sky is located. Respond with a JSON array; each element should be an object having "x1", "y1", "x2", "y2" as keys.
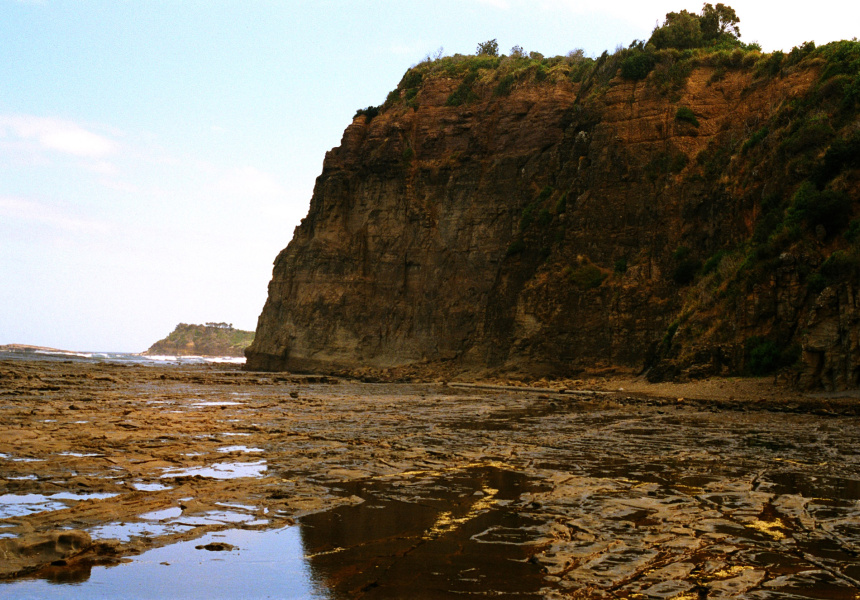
[{"x1": 1, "y1": 0, "x2": 857, "y2": 352}]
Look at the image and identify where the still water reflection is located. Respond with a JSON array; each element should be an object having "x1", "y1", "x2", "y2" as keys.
[
  {"x1": 0, "y1": 468, "x2": 547, "y2": 599},
  {"x1": 1, "y1": 527, "x2": 318, "y2": 599}
]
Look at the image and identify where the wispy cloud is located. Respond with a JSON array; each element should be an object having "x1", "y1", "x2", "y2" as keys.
[
  {"x1": 0, "y1": 195, "x2": 110, "y2": 234},
  {"x1": 0, "y1": 114, "x2": 117, "y2": 158}
]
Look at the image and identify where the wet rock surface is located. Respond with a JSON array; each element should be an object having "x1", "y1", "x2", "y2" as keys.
[
  {"x1": 0, "y1": 530, "x2": 92, "y2": 578},
  {"x1": 1, "y1": 357, "x2": 859, "y2": 598}
]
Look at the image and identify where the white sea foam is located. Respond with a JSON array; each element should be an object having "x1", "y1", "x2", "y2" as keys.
[
  {"x1": 140, "y1": 354, "x2": 246, "y2": 365},
  {"x1": 1, "y1": 349, "x2": 245, "y2": 365},
  {"x1": 33, "y1": 349, "x2": 94, "y2": 359}
]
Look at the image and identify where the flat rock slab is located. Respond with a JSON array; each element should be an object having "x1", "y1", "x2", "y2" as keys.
[{"x1": 0, "y1": 530, "x2": 91, "y2": 578}]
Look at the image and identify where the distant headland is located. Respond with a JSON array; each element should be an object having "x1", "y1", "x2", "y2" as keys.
[
  {"x1": 0, "y1": 344, "x2": 70, "y2": 354},
  {"x1": 144, "y1": 323, "x2": 254, "y2": 357}
]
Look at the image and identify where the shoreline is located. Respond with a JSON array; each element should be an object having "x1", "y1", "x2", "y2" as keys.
[
  {"x1": 1, "y1": 357, "x2": 859, "y2": 596},
  {"x1": 295, "y1": 361, "x2": 860, "y2": 415}
]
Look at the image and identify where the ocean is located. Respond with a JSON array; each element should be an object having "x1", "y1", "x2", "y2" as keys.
[{"x1": 0, "y1": 347, "x2": 245, "y2": 366}]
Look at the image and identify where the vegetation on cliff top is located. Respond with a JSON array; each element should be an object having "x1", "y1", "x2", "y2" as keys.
[
  {"x1": 144, "y1": 323, "x2": 254, "y2": 357},
  {"x1": 355, "y1": 2, "x2": 858, "y2": 123},
  {"x1": 355, "y1": 3, "x2": 766, "y2": 122}
]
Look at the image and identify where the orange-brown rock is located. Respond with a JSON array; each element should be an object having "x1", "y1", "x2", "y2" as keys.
[{"x1": 246, "y1": 51, "x2": 860, "y2": 389}]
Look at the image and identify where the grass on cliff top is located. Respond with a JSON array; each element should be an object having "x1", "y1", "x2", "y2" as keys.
[
  {"x1": 355, "y1": 0, "x2": 859, "y2": 117},
  {"x1": 355, "y1": 34, "x2": 860, "y2": 122}
]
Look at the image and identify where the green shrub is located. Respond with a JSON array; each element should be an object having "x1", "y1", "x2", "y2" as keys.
[
  {"x1": 815, "y1": 73, "x2": 851, "y2": 102},
  {"x1": 648, "y1": 4, "x2": 741, "y2": 51},
  {"x1": 675, "y1": 106, "x2": 699, "y2": 127},
  {"x1": 354, "y1": 105, "x2": 380, "y2": 122},
  {"x1": 745, "y1": 336, "x2": 799, "y2": 375},
  {"x1": 493, "y1": 74, "x2": 516, "y2": 97},
  {"x1": 569, "y1": 58, "x2": 595, "y2": 82},
  {"x1": 555, "y1": 193, "x2": 568, "y2": 214},
  {"x1": 779, "y1": 117, "x2": 834, "y2": 156},
  {"x1": 741, "y1": 126, "x2": 769, "y2": 154},
  {"x1": 620, "y1": 50, "x2": 656, "y2": 80},
  {"x1": 506, "y1": 239, "x2": 526, "y2": 257},
  {"x1": 672, "y1": 246, "x2": 691, "y2": 261},
  {"x1": 662, "y1": 320, "x2": 680, "y2": 348},
  {"x1": 729, "y1": 47, "x2": 745, "y2": 66},
  {"x1": 569, "y1": 264, "x2": 607, "y2": 289},
  {"x1": 844, "y1": 73, "x2": 860, "y2": 109},
  {"x1": 384, "y1": 88, "x2": 401, "y2": 107},
  {"x1": 651, "y1": 56, "x2": 694, "y2": 95},
  {"x1": 818, "y1": 40, "x2": 860, "y2": 81},
  {"x1": 519, "y1": 203, "x2": 536, "y2": 231},
  {"x1": 702, "y1": 250, "x2": 727, "y2": 275},
  {"x1": 537, "y1": 208, "x2": 552, "y2": 227},
  {"x1": 401, "y1": 70, "x2": 423, "y2": 89},
  {"x1": 614, "y1": 258, "x2": 628, "y2": 273},
  {"x1": 784, "y1": 41, "x2": 816, "y2": 69},
  {"x1": 649, "y1": 10, "x2": 704, "y2": 50},
  {"x1": 402, "y1": 147, "x2": 414, "y2": 162},
  {"x1": 753, "y1": 208, "x2": 783, "y2": 244},
  {"x1": 695, "y1": 141, "x2": 732, "y2": 179},
  {"x1": 537, "y1": 185, "x2": 554, "y2": 202},
  {"x1": 742, "y1": 50, "x2": 760, "y2": 68},
  {"x1": 845, "y1": 219, "x2": 860, "y2": 243},
  {"x1": 811, "y1": 132, "x2": 860, "y2": 187},
  {"x1": 646, "y1": 150, "x2": 688, "y2": 181},
  {"x1": 757, "y1": 51, "x2": 785, "y2": 77},
  {"x1": 446, "y1": 72, "x2": 479, "y2": 106},
  {"x1": 468, "y1": 55, "x2": 501, "y2": 71},
  {"x1": 789, "y1": 182, "x2": 852, "y2": 234}
]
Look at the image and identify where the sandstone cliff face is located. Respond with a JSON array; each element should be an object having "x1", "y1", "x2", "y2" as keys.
[{"x1": 247, "y1": 49, "x2": 860, "y2": 389}]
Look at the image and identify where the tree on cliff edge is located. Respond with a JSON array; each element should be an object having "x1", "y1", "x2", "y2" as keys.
[
  {"x1": 649, "y1": 3, "x2": 741, "y2": 50},
  {"x1": 700, "y1": 3, "x2": 740, "y2": 41},
  {"x1": 476, "y1": 39, "x2": 499, "y2": 56}
]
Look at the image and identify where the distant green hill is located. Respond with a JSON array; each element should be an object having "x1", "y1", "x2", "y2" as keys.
[{"x1": 144, "y1": 323, "x2": 254, "y2": 357}]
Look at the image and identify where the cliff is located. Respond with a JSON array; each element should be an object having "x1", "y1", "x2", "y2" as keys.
[
  {"x1": 145, "y1": 323, "x2": 254, "y2": 357},
  {"x1": 247, "y1": 41, "x2": 860, "y2": 390}
]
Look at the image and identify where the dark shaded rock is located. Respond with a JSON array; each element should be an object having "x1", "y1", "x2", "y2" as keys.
[
  {"x1": 0, "y1": 530, "x2": 92, "y2": 578},
  {"x1": 195, "y1": 542, "x2": 236, "y2": 552}
]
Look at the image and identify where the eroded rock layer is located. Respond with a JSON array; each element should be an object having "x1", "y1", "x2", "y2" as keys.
[{"x1": 247, "y1": 48, "x2": 860, "y2": 389}]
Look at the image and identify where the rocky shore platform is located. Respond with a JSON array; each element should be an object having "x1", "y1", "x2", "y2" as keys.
[{"x1": 1, "y1": 357, "x2": 859, "y2": 598}]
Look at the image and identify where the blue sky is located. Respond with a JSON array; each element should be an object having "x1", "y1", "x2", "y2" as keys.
[{"x1": 1, "y1": 0, "x2": 857, "y2": 352}]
